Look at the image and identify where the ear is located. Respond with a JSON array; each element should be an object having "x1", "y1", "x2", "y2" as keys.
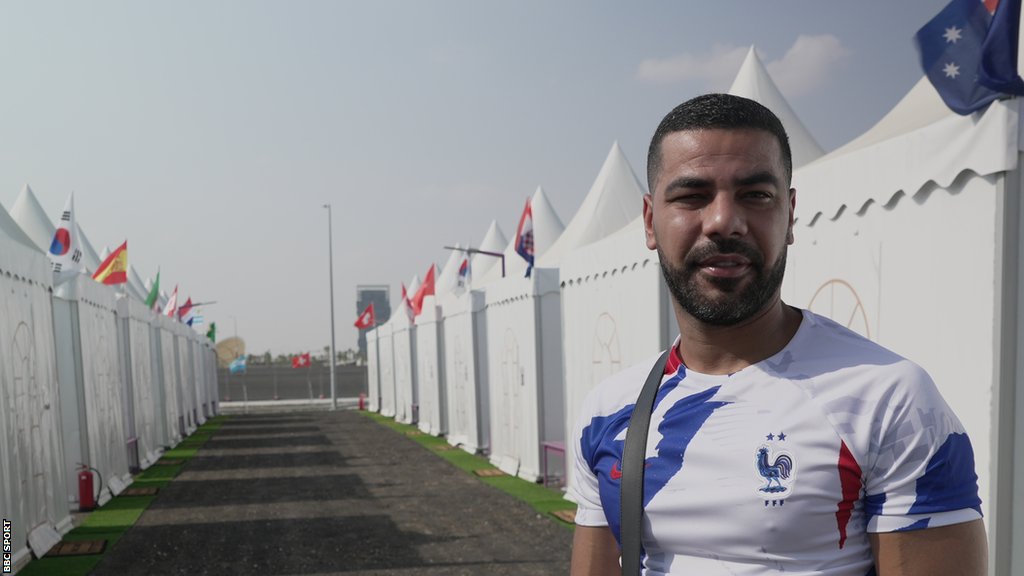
[
  {"x1": 786, "y1": 188, "x2": 796, "y2": 245},
  {"x1": 643, "y1": 193, "x2": 657, "y2": 250}
]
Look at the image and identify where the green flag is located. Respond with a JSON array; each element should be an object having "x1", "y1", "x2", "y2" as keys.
[
  {"x1": 206, "y1": 322, "x2": 216, "y2": 343},
  {"x1": 145, "y1": 270, "x2": 160, "y2": 310}
]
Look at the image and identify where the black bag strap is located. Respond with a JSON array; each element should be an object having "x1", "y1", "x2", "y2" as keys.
[{"x1": 619, "y1": 350, "x2": 671, "y2": 576}]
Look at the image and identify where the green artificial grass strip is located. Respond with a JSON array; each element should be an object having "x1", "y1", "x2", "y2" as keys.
[
  {"x1": 17, "y1": 415, "x2": 233, "y2": 576},
  {"x1": 360, "y1": 411, "x2": 577, "y2": 529},
  {"x1": 17, "y1": 554, "x2": 104, "y2": 576}
]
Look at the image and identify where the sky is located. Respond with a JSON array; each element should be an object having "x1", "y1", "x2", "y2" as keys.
[{"x1": 0, "y1": 0, "x2": 952, "y2": 357}]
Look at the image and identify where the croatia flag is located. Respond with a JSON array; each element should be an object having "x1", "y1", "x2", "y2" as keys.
[
  {"x1": 514, "y1": 198, "x2": 534, "y2": 277},
  {"x1": 401, "y1": 283, "x2": 415, "y2": 323},
  {"x1": 457, "y1": 257, "x2": 470, "y2": 289}
]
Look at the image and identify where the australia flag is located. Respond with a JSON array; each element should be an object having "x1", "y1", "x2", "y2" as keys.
[{"x1": 916, "y1": 0, "x2": 1024, "y2": 115}]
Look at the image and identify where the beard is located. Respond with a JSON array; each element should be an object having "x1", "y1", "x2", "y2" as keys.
[{"x1": 659, "y1": 237, "x2": 787, "y2": 326}]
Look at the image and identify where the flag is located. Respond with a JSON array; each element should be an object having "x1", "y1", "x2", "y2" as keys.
[
  {"x1": 145, "y1": 270, "x2": 161, "y2": 310},
  {"x1": 48, "y1": 192, "x2": 85, "y2": 284},
  {"x1": 354, "y1": 302, "x2": 376, "y2": 330},
  {"x1": 915, "y1": 0, "x2": 1024, "y2": 115},
  {"x1": 410, "y1": 264, "x2": 436, "y2": 317},
  {"x1": 179, "y1": 297, "x2": 195, "y2": 325},
  {"x1": 291, "y1": 352, "x2": 311, "y2": 369},
  {"x1": 206, "y1": 322, "x2": 217, "y2": 343},
  {"x1": 981, "y1": 0, "x2": 1024, "y2": 94},
  {"x1": 163, "y1": 285, "x2": 178, "y2": 318},
  {"x1": 514, "y1": 198, "x2": 535, "y2": 277},
  {"x1": 401, "y1": 283, "x2": 415, "y2": 322},
  {"x1": 457, "y1": 257, "x2": 470, "y2": 289},
  {"x1": 229, "y1": 355, "x2": 247, "y2": 375},
  {"x1": 92, "y1": 240, "x2": 129, "y2": 285}
]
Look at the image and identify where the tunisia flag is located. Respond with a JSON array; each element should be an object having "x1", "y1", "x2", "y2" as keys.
[{"x1": 354, "y1": 303, "x2": 376, "y2": 330}]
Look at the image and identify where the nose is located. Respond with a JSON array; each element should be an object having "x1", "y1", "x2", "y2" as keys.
[{"x1": 701, "y1": 193, "x2": 747, "y2": 238}]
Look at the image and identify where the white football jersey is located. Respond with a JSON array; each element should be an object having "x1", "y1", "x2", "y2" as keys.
[{"x1": 568, "y1": 309, "x2": 981, "y2": 576}]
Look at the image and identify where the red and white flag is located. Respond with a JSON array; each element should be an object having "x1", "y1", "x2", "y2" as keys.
[
  {"x1": 410, "y1": 264, "x2": 436, "y2": 317},
  {"x1": 401, "y1": 283, "x2": 415, "y2": 323},
  {"x1": 163, "y1": 285, "x2": 178, "y2": 318},
  {"x1": 291, "y1": 352, "x2": 311, "y2": 369},
  {"x1": 514, "y1": 198, "x2": 535, "y2": 277},
  {"x1": 354, "y1": 302, "x2": 376, "y2": 330}
]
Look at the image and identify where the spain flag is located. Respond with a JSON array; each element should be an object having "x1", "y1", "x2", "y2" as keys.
[{"x1": 92, "y1": 240, "x2": 128, "y2": 285}]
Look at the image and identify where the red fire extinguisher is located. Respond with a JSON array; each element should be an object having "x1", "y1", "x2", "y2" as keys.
[{"x1": 77, "y1": 464, "x2": 101, "y2": 512}]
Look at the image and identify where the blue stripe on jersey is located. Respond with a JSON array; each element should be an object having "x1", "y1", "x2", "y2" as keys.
[
  {"x1": 908, "y1": 432, "x2": 982, "y2": 516},
  {"x1": 644, "y1": 386, "x2": 730, "y2": 507},
  {"x1": 894, "y1": 517, "x2": 931, "y2": 532},
  {"x1": 579, "y1": 369, "x2": 728, "y2": 544}
]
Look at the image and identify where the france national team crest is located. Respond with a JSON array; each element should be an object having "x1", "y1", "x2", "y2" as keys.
[{"x1": 754, "y1": 432, "x2": 796, "y2": 506}]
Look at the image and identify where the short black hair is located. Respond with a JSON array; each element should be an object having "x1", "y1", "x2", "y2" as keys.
[{"x1": 646, "y1": 93, "x2": 792, "y2": 193}]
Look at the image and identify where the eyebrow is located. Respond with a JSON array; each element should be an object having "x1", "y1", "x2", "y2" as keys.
[{"x1": 664, "y1": 171, "x2": 780, "y2": 192}]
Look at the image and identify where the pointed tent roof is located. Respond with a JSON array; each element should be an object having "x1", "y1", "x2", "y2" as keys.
[
  {"x1": 481, "y1": 186, "x2": 565, "y2": 284},
  {"x1": 793, "y1": 77, "x2": 1015, "y2": 224},
  {"x1": 0, "y1": 200, "x2": 44, "y2": 253},
  {"x1": 435, "y1": 243, "x2": 464, "y2": 296},
  {"x1": 124, "y1": 265, "x2": 147, "y2": 302},
  {"x1": 469, "y1": 220, "x2": 508, "y2": 281},
  {"x1": 728, "y1": 47, "x2": 825, "y2": 168},
  {"x1": 10, "y1": 184, "x2": 56, "y2": 252},
  {"x1": 537, "y1": 141, "x2": 646, "y2": 267},
  {"x1": 77, "y1": 225, "x2": 102, "y2": 273},
  {"x1": 825, "y1": 76, "x2": 951, "y2": 157}
]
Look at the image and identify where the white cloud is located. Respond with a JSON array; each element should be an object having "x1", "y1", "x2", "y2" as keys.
[
  {"x1": 636, "y1": 44, "x2": 749, "y2": 88},
  {"x1": 766, "y1": 35, "x2": 848, "y2": 97},
  {"x1": 636, "y1": 35, "x2": 848, "y2": 98}
]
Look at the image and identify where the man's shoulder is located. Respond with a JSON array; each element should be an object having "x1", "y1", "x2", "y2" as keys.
[
  {"x1": 579, "y1": 351, "x2": 666, "y2": 419},
  {"x1": 789, "y1": 308, "x2": 937, "y2": 401}
]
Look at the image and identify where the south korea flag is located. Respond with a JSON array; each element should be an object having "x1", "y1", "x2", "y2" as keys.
[{"x1": 48, "y1": 192, "x2": 84, "y2": 285}]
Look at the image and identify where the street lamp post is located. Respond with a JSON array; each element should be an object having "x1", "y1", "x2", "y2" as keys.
[{"x1": 324, "y1": 204, "x2": 338, "y2": 410}]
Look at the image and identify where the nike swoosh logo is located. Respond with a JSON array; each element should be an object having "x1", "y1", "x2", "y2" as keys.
[{"x1": 610, "y1": 461, "x2": 622, "y2": 480}]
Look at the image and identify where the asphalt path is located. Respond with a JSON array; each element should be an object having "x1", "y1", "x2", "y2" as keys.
[{"x1": 89, "y1": 409, "x2": 574, "y2": 575}]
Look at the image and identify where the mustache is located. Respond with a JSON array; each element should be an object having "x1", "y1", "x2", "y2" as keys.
[{"x1": 684, "y1": 238, "x2": 764, "y2": 267}]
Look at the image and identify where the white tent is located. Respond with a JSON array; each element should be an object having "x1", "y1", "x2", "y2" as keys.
[
  {"x1": 487, "y1": 142, "x2": 645, "y2": 481},
  {"x1": 0, "y1": 203, "x2": 70, "y2": 567},
  {"x1": 392, "y1": 275, "x2": 420, "y2": 424},
  {"x1": 483, "y1": 186, "x2": 565, "y2": 478},
  {"x1": 415, "y1": 248, "x2": 464, "y2": 435},
  {"x1": 375, "y1": 321, "x2": 397, "y2": 417},
  {"x1": 786, "y1": 82, "x2": 1021, "y2": 573},
  {"x1": 52, "y1": 276, "x2": 133, "y2": 511},
  {"x1": 119, "y1": 296, "x2": 164, "y2": 469},
  {"x1": 441, "y1": 220, "x2": 508, "y2": 454},
  {"x1": 155, "y1": 314, "x2": 185, "y2": 444},
  {"x1": 561, "y1": 49, "x2": 826, "y2": 494},
  {"x1": 366, "y1": 326, "x2": 381, "y2": 412}
]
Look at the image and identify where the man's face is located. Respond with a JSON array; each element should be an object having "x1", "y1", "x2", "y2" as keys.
[{"x1": 643, "y1": 128, "x2": 795, "y2": 326}]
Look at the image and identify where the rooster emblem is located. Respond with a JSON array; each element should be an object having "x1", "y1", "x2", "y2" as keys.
[{"x1": 756, "y1": 446, "x2": 793, "y2": 494}]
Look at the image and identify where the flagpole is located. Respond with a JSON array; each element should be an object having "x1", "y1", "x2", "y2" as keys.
[{"x1": 324, "y1": 203, "x2": 338, "y2": 411}]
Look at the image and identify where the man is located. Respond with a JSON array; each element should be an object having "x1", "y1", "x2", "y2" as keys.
[{"x1": 568, "y1": 94, "x2": 987, "y2": 575}]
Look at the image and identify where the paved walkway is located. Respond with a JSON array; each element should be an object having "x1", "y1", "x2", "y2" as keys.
[{"x1": 90, "y1": 410, "x2": 574, "y2": 575}]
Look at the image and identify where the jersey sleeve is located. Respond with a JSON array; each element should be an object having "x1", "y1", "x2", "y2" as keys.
[
  {"x1": 862, "y1": 361, "x2": 983, "y2": 533},
  {"x1": 565, "y1": 389, "x2": 610, "y2": 527}
]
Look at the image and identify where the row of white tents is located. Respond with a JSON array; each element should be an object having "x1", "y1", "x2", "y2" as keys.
[
  {"x1": 0, "y1": 185, "x2": 218, "y2": 572},
  {"x1": 365, "y1": 48, "x2": 1024, "y2": 574}
]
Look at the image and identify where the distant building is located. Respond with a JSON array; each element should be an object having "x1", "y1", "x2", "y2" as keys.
[{"x1": 356, "y1": 284, "x2": 391, "y2": 359}]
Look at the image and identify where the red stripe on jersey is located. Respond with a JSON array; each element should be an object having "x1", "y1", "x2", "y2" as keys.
[
  {"x1": 664, "y1": 344, "x2": 683, "y2": 375},
  {"x1": 836, "y1": 441, "x2": 863, "y2": 549}
]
